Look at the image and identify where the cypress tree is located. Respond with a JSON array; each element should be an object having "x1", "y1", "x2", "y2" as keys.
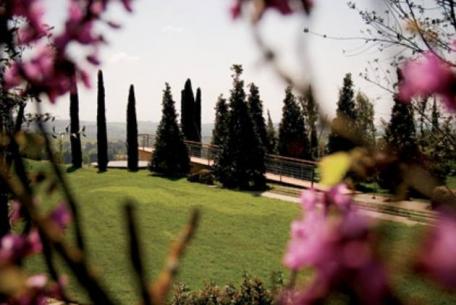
[
  {"x1": 97, "y1": 70, "x2": 108, "y2": 172},
  {"x1": 278, "y1": 86, "x2": 310, "y2": 159},
  {"x1": 127, "y1": 84, "x2": 138, "y2": 171},
  {"x1": 69, "y1": 80, "x2": 82, "y2": 169},
  {"x1": 431, "y1": 98, "x2": 440, "y2": 134},
  {"x1": 327, "y1": 73, "x2": 357, "y2": 154},
  {"x1": 266, "y1": 110, "x2": 277, "y2": 154},
  {"x1": 150, "y1": 83, "x2": 190, "y2": 176},
  {"x1": 214, "y1": 65, "x2": 266, "y2": 190},
  {"x1": 180, "y1": 79, "x2": 195, "y2": 141},
  {"x1": 212, "y1": 94, "x2": 229, "y2": 146},
  {"x1": 300, "y1": 86, "x2": 319, "y2": 160},
  {"x1": 194, "y1": 87, "x2": 202, "y2": 142},
  {"x1": 247, "y1": 83, "x2": 268, "y2": 151},
  {"x1": 354, "y1": 92, "x2": 376, "y2": 148}
]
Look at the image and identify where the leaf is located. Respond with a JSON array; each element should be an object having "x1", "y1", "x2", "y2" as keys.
[{"x1": 318, "y1": 152, "x2": 351, "y2": 186}]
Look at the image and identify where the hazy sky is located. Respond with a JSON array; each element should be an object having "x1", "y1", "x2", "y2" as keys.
[{"x1": 40, "y1": 0, "x2": 393, "y2": 124}]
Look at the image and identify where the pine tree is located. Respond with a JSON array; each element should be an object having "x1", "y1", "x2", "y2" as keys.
[
  {"x1": 354, "y1": 92, "x2": 376, "y2": 148},
  {"x1": 327, "y1": 73, "x2": 357, "y2": 154},
  {"x1": 278, "y1": 86, "x2": 310, "y2": 159},
  {"x1": 214, "y1": 65, "x2": 266, "y2": 190},
  {"x1": 127, "y1": 84, "x2": 138, "y2": 172},
  {"x1": 266, "y1": 110, "x2": 277, "y2": 154},
  {"x1": 212, "y1": 94, "x2": 229, "y2": 146},
  {"x1": 247, "y1": 83, "x2": 268, "y2": 150},
  {"x1": 180, "y1": 79, "x2": 195, "y2": 141},
  {"x1": 97, "y1": 70, "x2": 108, "y2": 172},
  {"x1": 150, "y1": 83, "x2": 190, "y2": 176},
  {"x1": 300, "y1": 86, "x2": 319, "y2": 160},
  {"x1": 194, "y1": 87, "x2": 202, "y2": 142},
  {"x1": 69, "y1": 80, "x2": 82, "y2": 169}
]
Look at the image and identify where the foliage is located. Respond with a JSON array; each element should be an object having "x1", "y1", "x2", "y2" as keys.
[
  {"x1": 69, "y1": 81, "x2": 83, "y2": 169},
  {"x1": 299, "y1": 86, "x2": 319, "y2": 160},
  {"x1": 195, "y1": 88, "x2": 202, "y2": 142},
  {"x1": 170, "y1": 274, "x2": 277, "y2": 305},
  {"x1": 212, "y1": 95, "x2": 229, "y2": 146},
  {"x1": 97, "y1": 70, "x2": 109, "y2": 172},
  {"x1": 127, "y1": 85, "x2": 138, "y2": 172},
  {"x1": 266, "y1": 110, "x2": 277, "y2": 154},
  {"x1": 247, "y1": 83, "x2": 268, "y2": 151},
  {"x1": 150, "y1": 83, "x2": 190, "y2": 176},
  {"x1": 214, "y1": 65, "x2": 266, "y2": 190},
  {"x1": 278, "y1": 86, "x2": 309, "y2": 159},
  {"x1": 327, "y1": 73, "x2": 357, "y2": 154},
  {"x1": 355, "y1": 92, "x2": 376, "y2": 148}
]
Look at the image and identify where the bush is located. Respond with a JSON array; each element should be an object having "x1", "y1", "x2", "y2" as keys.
[
  {"x1": 169, "y1": 274, "x2": 281, "y2": 305},
  {"x1": 187, "y1": 169, "x2": 215, "y2": 185}
]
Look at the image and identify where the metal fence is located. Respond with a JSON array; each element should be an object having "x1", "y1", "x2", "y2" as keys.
[
  {"x1": 183, "y1": 140, "x2": 317, "y2": 185},
  {"x1": 138, "y1": 135, "x2": 317, "y2": 184}
]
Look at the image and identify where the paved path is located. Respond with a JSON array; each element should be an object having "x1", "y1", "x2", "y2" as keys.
[{"x1": 261, "y1": 191, "x2": 435, "y2": 225}]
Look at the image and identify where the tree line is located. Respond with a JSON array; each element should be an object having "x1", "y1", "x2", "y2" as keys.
[{"x1": 67, "y1": 65, "x2": 454, "y2": 191}]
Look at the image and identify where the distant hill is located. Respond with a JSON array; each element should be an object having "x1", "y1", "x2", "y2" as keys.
[{"x1": 26, "y1": 120, "x2": 215, "y2": 143}]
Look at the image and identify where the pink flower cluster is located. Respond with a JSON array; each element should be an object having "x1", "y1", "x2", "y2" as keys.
[
  {"x1": 3, "y1": 0, "x2": 133, "y2": 102},
  {"x1": 230, "y1": 0, "x2": 313, "y2": 20},
  {"x1": 5, "y1": 273, "x2": 67, "y2": 305},
  {"x1": 283, "y1": 186, "x2": 397, "y2": 305},
  {"x1": 0, "y1": 230, "x2": 42, "y2": 263},
  {"x1": 416, "y1": 213, "x2": 456, "y2": 290},
  {"x1": 399, "y1": 52, "x2": 456, "y2": 111}
]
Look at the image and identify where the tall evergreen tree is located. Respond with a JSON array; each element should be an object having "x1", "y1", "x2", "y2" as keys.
[
  {"x1": 327, "y1": 73, "x2": 357, "y2": 154},
  {"x1": 69, "y1": 80, "x2": 82, "y2": 168},
  {"x1": 212, "y1": 94, "x2": 229, "y2": 146},
  {"x1": 431, "y1": 98, "x2": 440, "y2": 134},
  {"x1": 97, "y1": 70, "x2": 108, "y2": 172},
  {"x1": 354, "y1": 92, "x2": 376, "y2": 148},
  {"x1": 150, "y1": 83, "x2": 190, "y2": 176},
  {"x1": 266, "y1": 110, "x2": 277, "y2": 154},
  {"x1": 194, "y1": 87, "x2": 202, "y2": 142},
  {"x1": 180, "y1": 79, "x2": 195, "y2": 141},
  {"x1": 127, "y1": 84, "x2": 138, "y2": 172},
  {"x1": 300, "y1": 86, "x2": 319, "y2": 160},
  {"x1": 247, "y1": 83, "x2": 268, "y2": 151},
  {"x1": 278, "y1": 86, "x2": 310, "y2": 159},
  {"x1": 214, "y1": 65, "x2": 266, "y2": 190}
]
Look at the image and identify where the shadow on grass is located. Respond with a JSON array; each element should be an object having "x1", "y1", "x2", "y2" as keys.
[{"x1": 66, "y1": 166, "x2": 81, "y2": 173}]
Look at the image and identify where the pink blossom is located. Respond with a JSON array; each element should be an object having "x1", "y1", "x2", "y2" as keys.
[
  {"x1": 0, "y1": 230, "x2": 42, "y2": 263},
  {"x1": 416, "y1": 214, "x2": 456, "y2": 290},
  {"x1": 327, "y1": 184, "x2": 352, "y2": 211},
  {"x1": 299, "y1": 189, "x2": 318, "y2": 211},
  {"x1": 50, "y1": 202, "x2": 72, "y2": 230},
  {"x1": 26, "y1": 274, "x2": 48, "y2": 289},
  {"x1": 399, "y1": 52, "x2": 456, "y2": 110},
  {"x1": 8, "y1": 200, "x2": 22, "y2": 224}
]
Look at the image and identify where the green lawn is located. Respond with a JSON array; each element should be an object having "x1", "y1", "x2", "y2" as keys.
[{"x1": 23, "y1": 163, "x2": 456, "y2": 305}]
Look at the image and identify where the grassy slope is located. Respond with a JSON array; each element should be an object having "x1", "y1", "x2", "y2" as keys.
[{"x1": 24, "y1": 163, "x2": 456, "y2": 305}]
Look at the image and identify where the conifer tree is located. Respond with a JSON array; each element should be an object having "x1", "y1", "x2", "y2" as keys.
[
  {"x1": 69, "y1": 80, "x2": 82, "y2": 169},
  {"x1": 150, "y1": 83, "x2": 190, "y2": 176},
  {"x1": 355, "y1": 92, "x2": 376, "y2": 148},
  {"x1": 327, "y1": 73, "x2": 357, "y2": 154},
  {"x1": 266, "y1": 110, "x2": 277, "y2": 154},
  {"x1": 194, "y1": 87, "x2": 202, "y2": 142},
  {"x1": 97, "y1": 70, "x2": 108, "y2": 172},
  {"x1": 212, "y1": 94, "x2": 229, "y2": 146},
  {"x1": 214, "y1": 65, "x2": 266, "y2": 190},
  {"x1": 300, "y1": 86, "x2": 319, "y2": 160},
  {"x1": 247, "y1": 83, "x2": 268, "y2": 150},
  {"x1": 431, "y1": 98, "x2": 440, "y2": 134},
  {"x1": 127, "y1": 84, "x2": 138, "y2": 171},
  {"x1": 180, "y1": 79, "x2": 195, "y2": 141},
  {"x1": 278, "y1": 86, "x2": 310, "y2": 159},
  {"x1": 384, "y1": 97, "x2": 418, "y2": 159}
]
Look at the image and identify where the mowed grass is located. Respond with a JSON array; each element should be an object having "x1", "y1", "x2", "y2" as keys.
[{"x1": 24, "y1": 163, "x2": 456, "y2": 305}]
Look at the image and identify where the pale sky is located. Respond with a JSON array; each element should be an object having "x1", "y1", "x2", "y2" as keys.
[{"x1": 40, "y1": 0, "x2": 393, "y2": 124}]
